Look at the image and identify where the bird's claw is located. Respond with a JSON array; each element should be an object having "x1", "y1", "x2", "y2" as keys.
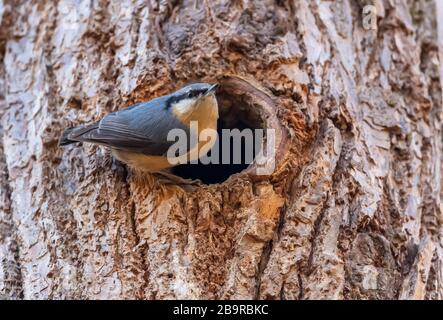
[{"x1": 154, "y1": 171, "x2": 202, "y2": 187}]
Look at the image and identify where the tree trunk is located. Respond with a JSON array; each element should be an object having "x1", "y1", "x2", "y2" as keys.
[{"x1": 0, "y1": 0, "x2": 442, "y2": 300}]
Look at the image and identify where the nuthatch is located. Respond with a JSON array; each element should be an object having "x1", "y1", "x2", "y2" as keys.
[{"x1": 59, "y1": 83, "x2": 219, "y2": 174}]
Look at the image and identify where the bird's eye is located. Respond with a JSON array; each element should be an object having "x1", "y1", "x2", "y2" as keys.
[{"x1": 188, "y1": 90, "x2": 201, "y2": 99}]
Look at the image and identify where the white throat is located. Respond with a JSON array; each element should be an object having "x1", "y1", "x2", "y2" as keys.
[
  {"x1": 172, "y1": 95, "x2": 218, "y2": 124},
  {"x1": 172, "y1": 98, "x2": 195, "y2": 117}
]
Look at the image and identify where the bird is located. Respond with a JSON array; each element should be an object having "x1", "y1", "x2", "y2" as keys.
[{"x1": 59, "y1": 83, "x2": 219, "y2": 183}]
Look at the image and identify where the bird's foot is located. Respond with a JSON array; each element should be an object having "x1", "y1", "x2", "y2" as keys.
[{"x1": 153, "y1": 171, "x2": 202, "y2": 187}]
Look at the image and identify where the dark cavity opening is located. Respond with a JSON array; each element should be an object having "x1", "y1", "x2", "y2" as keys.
[{"x1": 172, "y1": 90, "x2": 265, "y2": 184}]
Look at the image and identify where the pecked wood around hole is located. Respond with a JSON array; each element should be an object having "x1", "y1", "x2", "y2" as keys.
[{"x1": 217, "y1": 75, "x2": 290, "y2": 183}]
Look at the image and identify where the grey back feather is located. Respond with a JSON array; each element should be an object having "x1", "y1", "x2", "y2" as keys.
[{"x1": 65, "y1": 95, "x2": 191, "y2": 156}]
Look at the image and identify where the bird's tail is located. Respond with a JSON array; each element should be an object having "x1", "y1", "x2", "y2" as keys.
[
  {"x1": 59, "y1": 123, "x2": 99, "y2": 146},
  {"x1": 59, "y1": 127, "x2": 77, "y2": 146}
]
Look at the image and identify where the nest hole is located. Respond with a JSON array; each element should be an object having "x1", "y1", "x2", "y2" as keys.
[{"x1": 172, "y1": 85, "x2": 266, "y2": 184}]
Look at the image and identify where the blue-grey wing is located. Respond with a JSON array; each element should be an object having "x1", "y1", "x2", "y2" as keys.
[{"x1": 66, "y1": 96, "x2": 190, "y2": 156}]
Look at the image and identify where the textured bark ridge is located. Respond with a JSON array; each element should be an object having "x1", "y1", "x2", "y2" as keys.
[{"x1": 0, "y1": 0, "x2": 442, "y2": 299}]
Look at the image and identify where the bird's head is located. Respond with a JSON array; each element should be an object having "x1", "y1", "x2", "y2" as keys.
[{"x1": 169, "y1": 83, "x2": 219, "y2": 123}]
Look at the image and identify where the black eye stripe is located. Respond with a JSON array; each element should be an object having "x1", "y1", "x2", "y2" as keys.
[
  {"x1": 167, "y1": 87, "x2": 210, "y2": 108},
  {"x1": 187, "y1": 89, "x2": 205, "y2": 98},
  {"x1": 166, "y1": 89, "x2": 208, "y2": 109}
]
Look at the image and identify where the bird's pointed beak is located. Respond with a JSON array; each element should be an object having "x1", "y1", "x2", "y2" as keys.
[{"x1": 204, "y1": 84, "x2": 219, "y2": 96}]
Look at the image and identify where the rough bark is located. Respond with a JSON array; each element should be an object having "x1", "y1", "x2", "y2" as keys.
[{"x1": 0, "y1": 0, "x2": 442, "y2": 300}]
